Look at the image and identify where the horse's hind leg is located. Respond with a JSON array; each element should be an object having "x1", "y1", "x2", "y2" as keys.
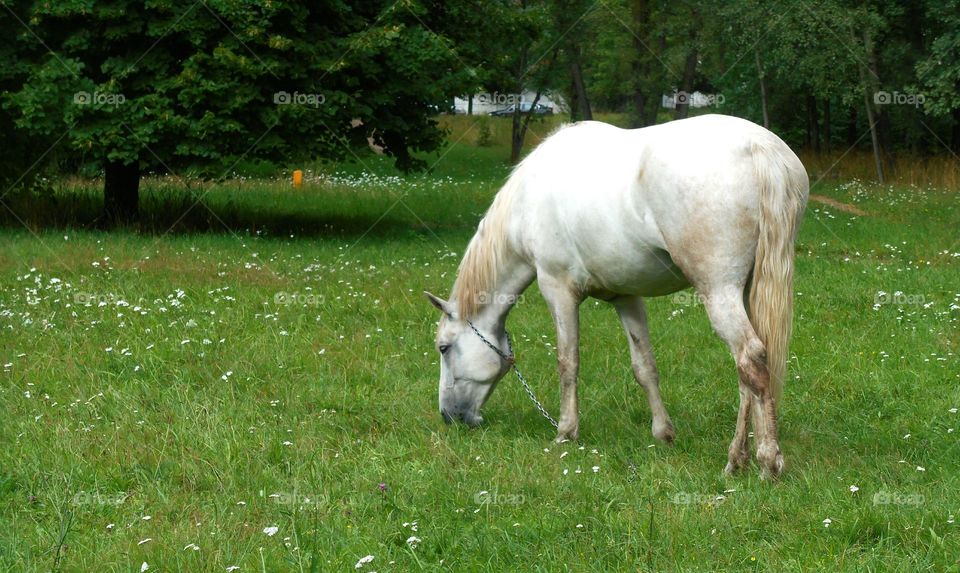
[
  {"x1": 702, "y1": 286, "x2": 784, "y2": 479},
  {"x1": 725, "y1": 382, "x2": 752, "y2": 474},
  {"x1": 724, "y1": 285, "x2": 753, "y2": 473},
  {"x1": 613, "y1": 296, "x2": 675, "y2": 443}
]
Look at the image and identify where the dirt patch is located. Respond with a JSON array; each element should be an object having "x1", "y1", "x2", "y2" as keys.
[{"x1": 809, "y1": 194, "x2": 869, "y2": 216}]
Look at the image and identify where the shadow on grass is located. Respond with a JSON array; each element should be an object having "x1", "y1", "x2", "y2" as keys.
[{"x1": 0, "y1": 182, "x2": 468, "y2": 239}]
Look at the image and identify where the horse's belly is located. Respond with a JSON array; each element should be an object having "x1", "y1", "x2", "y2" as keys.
[{"x1": 581, "y1": 245, "x2": 689, "y2": 299}]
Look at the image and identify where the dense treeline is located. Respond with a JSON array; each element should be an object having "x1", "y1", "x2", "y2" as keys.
[
  {"x1": 0, "y1": 0, "x2": 957, "y2": 223},
  {"x1": 567, "y1": 0, "x2": 959, "y2": 179}
]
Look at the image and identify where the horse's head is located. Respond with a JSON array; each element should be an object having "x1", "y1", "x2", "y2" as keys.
[{"x1": 425, "y1": 291, "x2": 513, "y2": 427}]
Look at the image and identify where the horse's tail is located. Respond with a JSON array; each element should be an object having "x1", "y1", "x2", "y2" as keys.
[{"x1": 748, "y1": 139, "x2": 808, "y2": 408}]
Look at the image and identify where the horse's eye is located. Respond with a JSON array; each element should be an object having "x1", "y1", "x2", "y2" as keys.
[{"x1": 439, "y1": 344, "x2": 451, "y2": 355}]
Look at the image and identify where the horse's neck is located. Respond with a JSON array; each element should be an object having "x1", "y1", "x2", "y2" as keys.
[{"x1": 471, "y1": 252, "x2": 536, "y2": 332}]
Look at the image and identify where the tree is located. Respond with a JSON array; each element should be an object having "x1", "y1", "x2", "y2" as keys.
[
  {"x1": 628, "y1": 0, "x2": 661, "y2": 127},
  {"x1": 915, "y1": 0, "x2": 960, "y2": 152},
  {"x1": 5, "y1": 0, "x2": 476, "y2": 223},
  {"x1": 473, "y1": 0, "x2": 559, "y2": 163},
  {"x1": 0, "y1": 0, "x2": 53, "y2": 194},
  {"x1": 551, "y1": 0, "x2": 595, "y2": 121}
]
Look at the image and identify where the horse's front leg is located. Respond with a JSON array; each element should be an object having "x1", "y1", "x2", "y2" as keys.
[{"x1": 538, "y1": 274, "x2": 582, "y2": 442}]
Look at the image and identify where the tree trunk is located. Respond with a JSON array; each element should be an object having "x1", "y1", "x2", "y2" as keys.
[
  {"x1": 755, "y1": 51, "x2": 769, "y2": 129},
  {"x1": 510, "y1": 91, "x2": 543, "y2": 164},
  {"x1": 570, "y1": 53, "x2": 592, "y2": 121},
  {"x1": 863, "y1": 89, "x2": 883, "y2": 184},
  {"x1": 103, "y1": 158, "x2": 140, "y2": 223},
  {"x1": 823, "y1": 98, "x2": 831, "y2": 153},
  {"x1": 644, "y1": 32, "x2": 667, "y2": 127},
  {"x1": 467, "y1": 94, "x2": 473, "y2": 116},
  {"x1": 675, "y1": 12, "x2": 699, "y2": 121},
  {"x1": 507, "y1": 35, "x2": 558, "y2": 163},
  {"x1": 806, "y1": 94, "x2": 820, "y2": 153},
  {"x1": 858, "y1": 28, "x2": 884, "y2": 183},
  {"x1": 510, "y1": 108, "x2": 523, "y2": 164},
  {"x1": 675, "y1": 47, "x2": 697, "y2": 120},
  {"x1": 869, "y1": 59, "x2": 895, "y2": 173},
  {"x1": 846, "y1": 105, "x2": 858, "y2": 147},
  {"x1": 952, "y1": 108, "x2": 960, "y2": 155},
  {"x1": 632, "y1": 93, "x2": 649, "y2": 128},
  {"x1": 630, "y1": 0, "x2": 650, "y2": 128},
  {"x1": 569, "y1": 74, "x2": 581, "y2": 122}
]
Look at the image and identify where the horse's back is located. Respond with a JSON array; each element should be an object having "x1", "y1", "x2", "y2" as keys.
[{"x1": 509, "y1": 115, "x2": 806, "y2": 297}]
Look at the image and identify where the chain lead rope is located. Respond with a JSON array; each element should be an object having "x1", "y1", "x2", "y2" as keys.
[{"x1": 467, "y1": 321, "x2": 559, "y2": 429}]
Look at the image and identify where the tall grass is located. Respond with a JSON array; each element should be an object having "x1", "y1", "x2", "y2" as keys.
[
  {"x1": 1, "y1": 111, "x2": 955, "y2": 236},
  {"x1": 440, "y1": 112, "x2": 960, "y2": 190},
  {"x1": 799, "y1": 150, "x2": 960, "y2": 190}
]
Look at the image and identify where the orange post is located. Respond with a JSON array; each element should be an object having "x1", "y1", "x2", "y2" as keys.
[{"x1": 292, "y1": 170, "x2": 303, "y2": 187}]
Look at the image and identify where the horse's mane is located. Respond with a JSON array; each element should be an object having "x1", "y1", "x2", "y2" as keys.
[{"x1": 451, "y1": 166, "x2": 524, "y2": 319}]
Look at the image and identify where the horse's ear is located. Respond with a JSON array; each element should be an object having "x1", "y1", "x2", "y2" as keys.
[{"x1": 424, "y1": 291, "x2": 453, "y2": 316}]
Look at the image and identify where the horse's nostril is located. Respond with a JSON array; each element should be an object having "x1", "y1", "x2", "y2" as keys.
[{"x1": 441, "y1": 409, "x2": 454, "y2": 425}]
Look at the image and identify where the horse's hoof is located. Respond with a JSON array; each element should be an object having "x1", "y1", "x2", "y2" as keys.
[
  {"x1": 759, "y1": 457, "x2": 784, "y2": 480},
  {"x1": 725, "y1": 444, "x2": 751, "y2": 475},
  {"x1": 757, "y1": 442, "x2": 784, "y2": 480},
  {"x1": 652, "y1": 420, "x2": 676, "y2": 444},
  {"x1": 554, "y1": 429, "x2": 578, "y2": 443},
  {"x1": 723, "y1": 458, "x2": 749, "y2": 476}
]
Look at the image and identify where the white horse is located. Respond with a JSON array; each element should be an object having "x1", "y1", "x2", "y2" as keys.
[{"x1": 425, "y1": 114, "x2": 808, "y2": 478}]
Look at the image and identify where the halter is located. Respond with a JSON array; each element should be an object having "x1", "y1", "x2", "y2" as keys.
[{"x1": 466, "y1": 320, "x2": 558, "y2": 429}]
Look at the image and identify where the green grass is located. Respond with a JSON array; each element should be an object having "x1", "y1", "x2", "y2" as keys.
[{"x1": 1, "y1": 140, "x2": 959, "y2": 572}]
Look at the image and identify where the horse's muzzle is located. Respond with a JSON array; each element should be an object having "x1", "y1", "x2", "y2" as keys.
[{"x1": 441, "y1": 408, "x2": 483, "y2": 427}]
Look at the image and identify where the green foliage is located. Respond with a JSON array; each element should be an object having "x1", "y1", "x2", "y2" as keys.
[
  {"x1": 3, "y1": 0, "x2": 959, "y2": 205},
  {"x1": 914, "y1": 0, "x2": 960, "y2": 117},
  {"x1": 3, "y1": 0, "x2": 481, "y2": 177},
  {"x1": 562, "y1": 0, "x2": 959, "y2": 153},
  {"x1": 475, "y1": 116, "x2": 494, "y2": 147},
  {"x1": 0, "y1": 0, "x2": 55, "y2": 189}
]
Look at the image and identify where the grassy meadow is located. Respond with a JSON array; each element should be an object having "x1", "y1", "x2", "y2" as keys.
[{"x1": 1, "y1": 116, "x2": 959, "y2": 571}]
